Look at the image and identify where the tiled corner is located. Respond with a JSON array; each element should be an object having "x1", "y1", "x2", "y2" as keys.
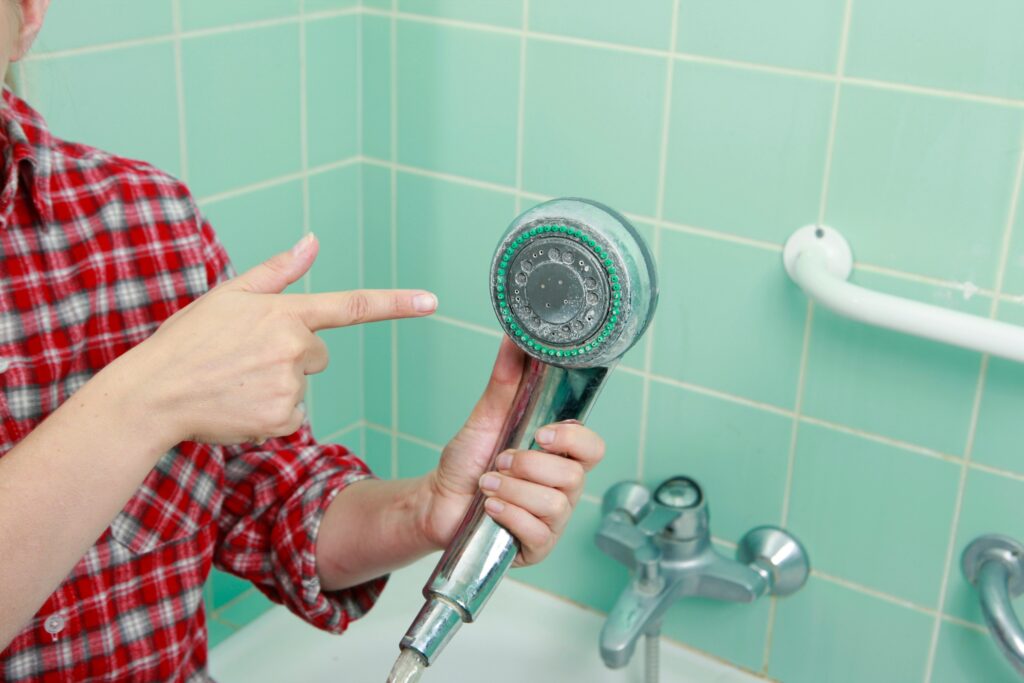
[
  {"x1": 528, "y1": 0, "x2": 673, "y2": 50},
  {"x1": 363, "y1": 427, "x2": 394, "y2": 479},
  {"x1": 943, "y1": 468, "x2": 1024, "y2": 625},
  {"x1": 397, "y1": 0, "x2": 523, "y2": 28},
  {"x1": 361, "y1": 15, "x2": 392, "y2": 160},
  {"x1": 396, "y1": 437, "x2": 441, "y2": 479},
  {"x1": 308, "y1": 166, "x2": 363, "y2": 438},
  {"x1": 930, "y1": 620, "x2": 1022, "y2": 683},
  {"x1": 522, "y1": 39, "x2": 666, "y2": 217},
  {"x1": 179, "y1": 0, "x2": 299, "y2": 31},
  {"x1": 662, "y1": 62, "x2": 833, "y2": 244},
  {"x1": 582, "y1": 369, "x2": 644, "y2": 498},
  {"x1": 787, "y1": 424, "x2": 960, "y2": 606},
  {"x1": 306, "y1": 15, "x2": 359, "y2": 167},
  {"x1": 396, "y1": 318, "x2": 499, "y2": 446},
  {"x1": 206, "y1": 616, "x2": 236, "y2": 649},
  {"x1": 182, "y1": 24, "x2": 302, "y2": 198},
  {"x1": 844, "y1": 0, "x2": 1024, "y2": 100},
  {"x1": 22, "y1": 44, "x2": 181, "y2": 178},
  {"x1": 970, "y1": 304, "x2": 1024, "y2": 475},
  {"x1": 215, "y1": 589, "x2": 275, "y2": 628},
  {"x1": 395, "y1": 173, "x2": 516, "y2": 328},
  {"x1": 651, "y1": 231, "x2": 807, "y2": 408},
  {"x1": 643, "y1": 380, "x2": 792, "y2": 543},
  {"x1": 661, "y1": 544, "x2": 772, "y2": 672},
  {"x1": 677, "y1": 0, "x2": 846, "y2": 73},
  {"x1": 515, "y1": 499, "x2": 628, "y2": 613},
  {"x1": 34, "y1": 0, "x2": 173, "y2": 53},
  {"x1": 824, "y1": 85, "x2": 1023, "y2": 286},
  {"x1": 396, "y1": 20, "x2": 519, "y2": 185},
  {"x1": 209, "y1": 569, "x2": 251, "y2": 610},
  {"x1": 768, "y1": 577, "x2": 934, "y2": 683},
  {"x1": 198, "y1": 181, "x2": 304, "y2": 283},
  {"x1": 801, "y1": 271, "x2": 986, "y2": 454},
  {"x1": 362, "y1": 164, "x2": 394, "y2": 427}
]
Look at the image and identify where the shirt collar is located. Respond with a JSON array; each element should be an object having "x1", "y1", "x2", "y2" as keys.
[{"x1": 0, "y1": 87, "x2": 54, "y2": 228}]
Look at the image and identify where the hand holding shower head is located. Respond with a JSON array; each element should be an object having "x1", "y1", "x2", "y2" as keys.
[{"x1": 389, "y1": 198, "x2": 658, "y2": 681}]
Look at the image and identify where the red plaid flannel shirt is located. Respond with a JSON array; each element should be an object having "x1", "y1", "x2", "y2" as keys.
[{"x1": 0, "y1": 89, "x2": 386, "y2": 682}]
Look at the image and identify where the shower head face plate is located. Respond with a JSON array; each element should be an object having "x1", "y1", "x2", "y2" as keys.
[{"x1": 490, "y1": 198, "x2": 657, "y2": 369}]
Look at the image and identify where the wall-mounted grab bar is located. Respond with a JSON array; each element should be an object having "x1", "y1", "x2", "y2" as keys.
[
  {"x1": 962, "y1": 534, "x2": 1024, "y2": 676},
  {"x1": 783, "y1": 226, "x2": 1024, "y2": 363}
]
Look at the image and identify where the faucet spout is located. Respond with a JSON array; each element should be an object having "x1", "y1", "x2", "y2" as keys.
[{"x1": 599, "y1": 576, "x2": 677, "y2": 669}]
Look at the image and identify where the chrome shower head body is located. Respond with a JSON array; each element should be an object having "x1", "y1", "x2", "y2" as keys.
[
  {"x1": 394, "y1": 198, "x2": 658, "y2": 679},
  {"x1": 490, "y1": 198, "x2": 657, "y2": 368}
]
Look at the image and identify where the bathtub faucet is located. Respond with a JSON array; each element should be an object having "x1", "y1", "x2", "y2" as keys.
[{"x1": 595, "y1": 477, "x2": 811, "y2": 669}]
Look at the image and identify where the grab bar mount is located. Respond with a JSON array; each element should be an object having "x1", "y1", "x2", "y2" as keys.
[{"x1": 784, "y1": 225, "x2": 1024, "y2": 364}]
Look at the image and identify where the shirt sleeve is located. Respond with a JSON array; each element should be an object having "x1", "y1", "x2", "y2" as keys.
[
  {"x1": 195, "y1": 215, "x2": 388, "y2": 633},
  {"x1": 213, "y1": 426, "x2": 388, "y2": 633}
]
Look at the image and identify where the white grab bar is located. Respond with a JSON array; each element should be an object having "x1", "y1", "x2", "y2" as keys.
[{"x1": 782, "y1": 225, "x2": 1024, "y2": 363}]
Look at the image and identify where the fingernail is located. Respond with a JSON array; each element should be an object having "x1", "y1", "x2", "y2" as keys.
[
  {"x1": 496, "y1": 452, "x2": 513, "y2": 471},
  {"x1": 292, "y1": 233, "x2": 315, "y2": 257},
  {"x1": 535, "y1": 427, "x2": 555, "y2": 445},
  {"x1": 413, "y1": 292, "x2": 438, "y2": 313},
  {"x1": 480, "y1": 474, "x2": 501, "y2": 491},
  {"x1": 485, "y1": 498, "x2": 505, "y2": 514}
]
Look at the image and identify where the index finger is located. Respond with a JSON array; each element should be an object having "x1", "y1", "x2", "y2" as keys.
[{"x1": 282, "y1": 289, "x2": 438, "y2": 330}]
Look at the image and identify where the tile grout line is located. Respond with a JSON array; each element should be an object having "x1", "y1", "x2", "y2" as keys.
[
  {"x1": 170, "y1": 0, "x2": 189, "y2": 184},
  {"x1": 321, "y1": 419, "x2": 366, "y2": 444},
  {"x1": 25, "y1": 8, "x2": 362, "y2": 61},
  {"x1": 356, "y1": 7, "x2": 367, "y2": 459},
  {"x1": 430, "y1": 314, "x2": 502, "y2": 339},
  {"x1": 922, "y1": 130, "x2": 1024, "y2": 683},
  {"x1": 196, "y1": 157, "x2": 360, "y2": 206},
  {"x1": 512, "y1": 0, "x2": 528, "y2": 215},
  {"x1": 298, "y1": 0, "x2": 315, "y2": 423},
  {"x1": 762, "y1": 0, "x2": 854, "y2": 670},
  {"x1": 359, "y1": 7, "x2": 1024, "y2": 110},
  {"x1": 388, "y1": 0, "x2": 400, "y2": 480},
  {"x1": 636, "y1": 0, "x2": 681, "y2": 484}
]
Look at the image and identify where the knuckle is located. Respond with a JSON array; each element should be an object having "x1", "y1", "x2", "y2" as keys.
[
  {"x1": 346, "y1": 292, "x2": 371, "y2": 323},
  {"x1": 568, "y1": 463, "x2": 585, "y2": 490}
]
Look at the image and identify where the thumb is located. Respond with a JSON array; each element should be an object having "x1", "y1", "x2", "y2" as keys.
[
  {"x1": 229, "y1": 233, "x2": 318, "y2": 294},
  {"x1": 463, "y1": 337, "x2": 528, "y2": 434}
]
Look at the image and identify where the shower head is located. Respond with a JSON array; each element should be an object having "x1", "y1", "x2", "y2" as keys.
[
  {"x1": 490, "y1": 198, "x2": 658, "y2": 368},
  {"x1": 393, "y1": 198, "x2": 658, "y2": 681}
]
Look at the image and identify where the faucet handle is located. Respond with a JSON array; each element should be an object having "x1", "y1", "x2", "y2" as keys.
[
  {"x1": 601, "y1": 481, "x2": 652, "y2": 521},
  {"x1": 736, "y1": 526, "x2": 810, "y2": 597}
]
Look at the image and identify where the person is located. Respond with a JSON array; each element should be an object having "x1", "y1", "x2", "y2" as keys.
[{"x1": 0, "y1": 1, "x2": 607, "y2": 680}]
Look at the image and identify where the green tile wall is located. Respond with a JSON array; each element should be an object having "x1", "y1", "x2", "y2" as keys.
[
  {"x1": 22, "y1": 2, "x2": 1024, "y2": 681},
  {"x1": 358, "y1": 3, "x2": 1024, "y2": 682}
]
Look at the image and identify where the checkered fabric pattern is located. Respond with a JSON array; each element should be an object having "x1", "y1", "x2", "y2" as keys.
[{"x1": 0, "y1": 89, "x2": 386, "y2": 682}]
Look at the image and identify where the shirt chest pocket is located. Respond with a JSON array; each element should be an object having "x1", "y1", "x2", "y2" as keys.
[{"x1": 110, "y1": 444, "x2": 223, "y2": 554}]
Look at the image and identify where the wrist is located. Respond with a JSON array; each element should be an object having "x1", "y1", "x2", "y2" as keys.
[
  {"x1": 93, "y1": 347, "x2": 183, "y2": 454},
  {"x1": 415, "y1": 471, "x2": 447, "y2": 551}
]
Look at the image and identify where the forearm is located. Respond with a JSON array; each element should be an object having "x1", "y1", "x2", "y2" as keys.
[
  {"x1": 315, "y1": 476, "x2": 440, "y2": 591},
  {"x1": 0, "y1": 353, "x2": 176, "y2": 650}
]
